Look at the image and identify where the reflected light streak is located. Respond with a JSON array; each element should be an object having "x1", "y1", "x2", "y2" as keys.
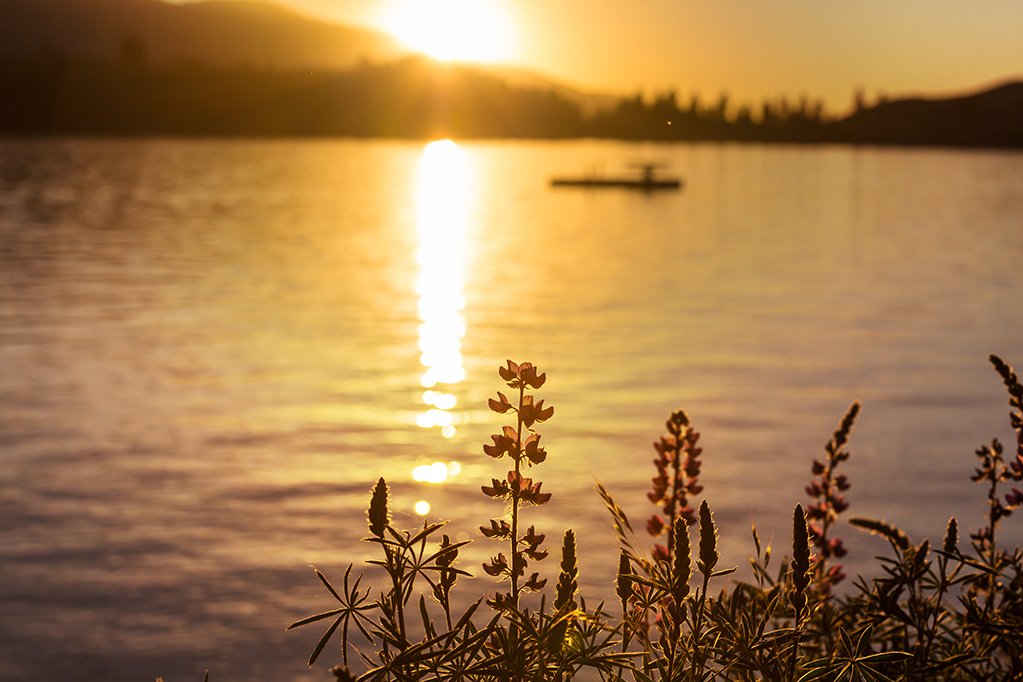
[{"x1": 415, "y1": 139, "x2": 470, "y2": 440}]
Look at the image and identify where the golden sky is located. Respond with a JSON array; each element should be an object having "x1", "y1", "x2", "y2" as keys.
[{"x1": 200, "y1": 0, "x2": 1023, "y2": 112}]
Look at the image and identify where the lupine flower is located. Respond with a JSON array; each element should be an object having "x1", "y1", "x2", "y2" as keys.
[
  {"x1": 480, "y1": 519, "x2": 511, "y2": 538},
  {"x1": 488, "y1": 392, "x2": 513, "y2": 413},
  {"x1": 555, "y1": 530, "x2": 579, "y2": 611},
  {"x1": 498, "y1": 360, "x2": 521, "y2": 383},
  {"x1": 483, "y1": 427, "x2": 518, "y2": 458},
  {"x1": 652, "y1": 544, "x2": 669, "y2": 563},
  {"x1": 616, "y1": 551, "x2": 633, "y2": 605},
  {"x1": 645, "y1": 409, "x2": 705, "y2": 557},
  {"x1": 486, "y1": 591, "x2": 514, "y2": 611},
  {"x1": 367, "y1": 477, "x2": 389, "y2": 538},
  {"x1": 942, "y1": 517, "x2": 959, "y2": 554},
  {"x1": 520, "y1": 480, "x2": 552, "y2": 505},
  {"x1": 1010, "y1": 454, "x2": 1023, "y2": 479},
  {"x1": 520, "y1": 396, "x2": 554, "y2": 427},
  {"x1": 670, "y1": 517, "x2": 692, "y2": 603},
  {"x1": 481, "y1": 361, "x2": 553, "y2": 608},
  {"x1": 803, "y1": 401, "x2": 860, "y2": 588},
  {"x1": 791, "y1": 505, "x2": 812, "y2": 613},
  {"x1": 497, "y1": 359, "x2": 546, "y2": 389},
  {"x1": 646, "y1": 514, "x2": 665, "y2": 536},
  {"x1": 519, "y1": 363, "x2": 546, "y2": 389},
  {"x1": 483, "y1": 554, "x2": 509, "y2": 577},
  {"x1": 523, "y1": 434, "x2": 547, "y2": 465},
  {"x1": 433, "y1": 534, "x2": 459, "y2": 602},
  {"x1": 697, "y1": 500, "x2": 719, "y2": 576},
  {"x1": 522, "y1": 525, "x2": 549, "y2": 560},
  {"x1": 522, "y1": 525, "x2": 546, "y2": 548},
  {"x1": 523, "y1": 572, "x2": 547, "y2": 591},
  {"x1": 330, "y1": 665, "x2": 358, "y2": 682}
]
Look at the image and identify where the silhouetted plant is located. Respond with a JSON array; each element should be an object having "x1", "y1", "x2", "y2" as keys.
[
  {"x1": 804, "y1": 402, "x2": 860, "y2": 589},
  {"x1": 646, "y1": 409, "x2": 704, "y2": 563},
  {"x1": 289, "y1": 361, "x2": 635, "y2": 682},
  {"x1": 288, "y1": 355, "x2": 1023, "y2": 681},
  {"x1": 481, "y1": 360, "x2": 554, "y2": 611}
]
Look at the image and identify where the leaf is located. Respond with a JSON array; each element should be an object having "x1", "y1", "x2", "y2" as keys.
[
  {"x1": 933, "y1": 550, "x2": 1002, "y2": 575},
  {"x1": 315, "y1": 569, "x2": 344, "y2": 603},
  {"x1": 797, "y1": 667, "x2": 834, "y2": 682},
  {"x1": 407, "y1": 520, "x2": 449, "y2": 548},
  {"x1": 849, "y1": 517, "x2": 910, "y2": 551},
  {"x1": 419, "y1": 595, "x2": 436, "y2": 640},
  {"x1": 858, "y1": 668, "x2": 893, "y2": 682},
  {"x1": 858, "y1": 651, "x2": 911, "y2": 663},
  {"x1": 918, "y1": 653, "x2": 975, "y2": 673},
  {"x1": 286, "y1": 608, "x2": 343, "y2": 630},
  {"x1": 307, "y1": 614, "x2": 343, "y2": 666}
]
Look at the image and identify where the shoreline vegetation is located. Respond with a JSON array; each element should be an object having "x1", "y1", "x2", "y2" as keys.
[
  {"x1": 3, "y1": 54, "x2": 1022, "y2": 148},
  {"x1": 284, "y1": 355, "x2": 1023, "y2": 681}
]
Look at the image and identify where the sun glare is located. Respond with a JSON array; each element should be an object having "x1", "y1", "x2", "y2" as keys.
[
  {"x1": 382, "y1": 0, "x2": 514, "y2": 63},
  {"x1": 414, "y1": 139, "x2": 471, "y2": 437}
]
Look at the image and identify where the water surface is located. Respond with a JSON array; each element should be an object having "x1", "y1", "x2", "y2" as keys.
[{"x1": 1, "y1": 138, "x2": 1022, "y2": 680}]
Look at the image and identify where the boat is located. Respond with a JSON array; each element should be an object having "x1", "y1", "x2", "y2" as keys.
[{"x1": 550, "y1": 162, "x2": 682, "y2": 191}]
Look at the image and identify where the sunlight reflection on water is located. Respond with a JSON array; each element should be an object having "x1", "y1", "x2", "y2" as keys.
[{"x1": 414, "y1": 140, "x2": 470, "y2": 441}]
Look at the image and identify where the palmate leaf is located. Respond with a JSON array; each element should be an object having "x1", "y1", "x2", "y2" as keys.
[
  {"x1": 290, "y1": 564, "x2": 377, "y2": 668},
  {"x1": 797, "y1": 650, "x2": 910, "y2": 682}
]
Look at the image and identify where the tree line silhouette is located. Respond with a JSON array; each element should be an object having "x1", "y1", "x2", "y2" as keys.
[{"x1": 2, "y1": 50, "x2": 1021, "y2": 147}]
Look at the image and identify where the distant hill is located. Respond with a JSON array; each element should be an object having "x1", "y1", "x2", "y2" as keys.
[
  {"x1": 834, "y1": 81, "x2": 1023, "y2": 147},
  {"x1": 0, "y1": 0, "x2": 610, "y2": 111},
  {"x1": 1, "y1": 0, "x2": 1020, "y2": 145},
  {"x1": 0, "y1": 0, "x2": 407, "y2": 69}
]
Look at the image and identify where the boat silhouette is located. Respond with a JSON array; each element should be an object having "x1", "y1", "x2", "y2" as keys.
[{"x1": 550, "y1": 162, "x2": 682, "y2": 191}]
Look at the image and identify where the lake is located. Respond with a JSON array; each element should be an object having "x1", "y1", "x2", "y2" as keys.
[{"x1": 1, "y1": 137, "x2": 1021, "y2": 680}]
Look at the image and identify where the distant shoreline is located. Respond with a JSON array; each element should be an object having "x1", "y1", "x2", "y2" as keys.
[{"x1": 2, "y1": 57, "x2": 1021, "y2": 149}]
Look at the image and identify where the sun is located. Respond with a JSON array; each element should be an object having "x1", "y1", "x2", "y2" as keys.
[{"x1": 381, "y1": 0, "x2": 514, "y2": 63}]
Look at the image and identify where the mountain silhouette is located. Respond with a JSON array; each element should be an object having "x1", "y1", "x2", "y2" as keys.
[
  {"x1": 1, "y1": 0, "x2": 1020, "y2": 146},
  {"x1": 0, "y1": 0, "x2": 406, "y2": 69},
  {"x1": 835, "y1": 81, "x2": 1023, "y2": 147}
]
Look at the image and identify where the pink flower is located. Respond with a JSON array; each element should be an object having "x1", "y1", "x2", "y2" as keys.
[
  {"x1": 480, "y1": 519, "x2": 511, "y2": 538},
  {"x1": 646, "y1": 514, "x2": 666, "y2": 537},
  {"x1": 483, "y1": 554, "x2": 508, "y2": 576},
  {"x1": 481, "y1": 478, "x2": 510, "y2": 499},
  {"x1": 652, "y1": 544, "x2": 669, "y2": 562},
  {"x1": 488, "y1": 392, "x2": 512, "y2": 413}
]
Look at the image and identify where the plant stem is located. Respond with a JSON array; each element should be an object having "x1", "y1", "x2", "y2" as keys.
[
  {"x1": 510, "y1": 382, "x2": 525, "y2": 605},
  {"x1": 688, "y1": 573, "x2": 711, "y2": 682}
]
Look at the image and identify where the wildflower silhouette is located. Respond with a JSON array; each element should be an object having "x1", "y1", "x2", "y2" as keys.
[
  {"x1": 284, "y1": 354, "x2": 1023, "y2": 681},
  {"x1": 645, "y1": 409, "x2": 703, "y2": 563},
  {"x1": 481, "y1": 360, "x2": 554, "y2": 610},
  {"x1": 804, "y1": 401, "x2": 859, "y2": 588}
]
